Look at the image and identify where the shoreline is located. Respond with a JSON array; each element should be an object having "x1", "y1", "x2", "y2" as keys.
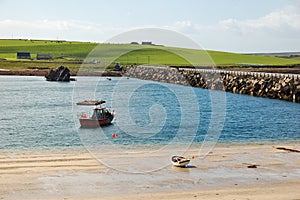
[
  {"x1": 1, "y1": 142, "x2": 299, "y2": 199},
  {"x1": 1, "y1": 139, "x2": 299, "y2": 153},
  {"x1": 0, "y1": 66, "x2": 300, "y2": 77},
  {"x1": 0, "y1": 68, "x2": 122, "y2": 77}
]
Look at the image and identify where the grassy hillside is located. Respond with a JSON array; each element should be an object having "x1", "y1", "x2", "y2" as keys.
[
  {"x1": 0, "y1": 39, "x2": 97, "y2": 59},
  {"x1": 0, "y1": 39, "x2": 299, "y2": 71},
  {"x1": 207, "y1": 50, "x2": 300, "y2": 66}
]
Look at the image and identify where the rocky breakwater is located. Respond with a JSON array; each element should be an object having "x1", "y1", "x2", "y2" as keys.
[
  {"x1": 123, "y1": 65, "x2": 300, "y2": 103},
  {"x1": 182, "y1": 69, "x2": 300, "y2": 103},
  {"x1": 124, "y1": 66, "x2": 189, "y2": 85}
]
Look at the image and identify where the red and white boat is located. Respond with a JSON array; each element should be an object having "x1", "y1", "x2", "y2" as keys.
[{"x1": 78, "y1": 100, "x2": 114, "y2": 128}]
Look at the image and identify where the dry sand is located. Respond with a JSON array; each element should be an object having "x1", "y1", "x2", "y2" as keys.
[{"x1": 0, "y1": 143, "x2": 299, "y2": 199}]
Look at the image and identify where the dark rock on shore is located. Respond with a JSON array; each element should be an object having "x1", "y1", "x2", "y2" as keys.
[{"x1": 45, "y1": 66, "x2": 74, "y2": 81}]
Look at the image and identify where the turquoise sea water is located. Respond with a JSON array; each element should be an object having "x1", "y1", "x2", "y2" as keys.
[{"x1": 0, "y1": 76, "x2": 299, "y2": 150}]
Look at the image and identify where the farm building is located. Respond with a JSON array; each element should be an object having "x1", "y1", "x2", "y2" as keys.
[
  {"x1": 36, "y1": 53, "x2": 52, "y2": 60},
  {"x1": 17, "y1": 52, "x2": 31, "y2": 59},
  {"x1": 142, "y1": 41, "x2": 152, "y2": 45}
]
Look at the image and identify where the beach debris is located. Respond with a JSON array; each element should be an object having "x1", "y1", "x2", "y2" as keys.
[
  {"x1": 247, "y1": 164, "x2": 258, "y2": 168},
  {"x1": 275, "y1": 147, "x2": 300, "y2": 153},
  {"x1": 243, "y1": 163, "x2": 260, "y2": 168}
]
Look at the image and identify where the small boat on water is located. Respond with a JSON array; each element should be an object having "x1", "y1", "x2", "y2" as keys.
[
  {"x1": 77, "y1": 100, "x2": 114, "y2": 128},
  {"x1": 171, "y1": 156, "x2": 190, "y2": 167}
]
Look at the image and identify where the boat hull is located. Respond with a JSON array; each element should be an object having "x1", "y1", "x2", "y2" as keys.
[
  {"x1": 171, "y1": 156, "x2": 190, "y2": 167},
  {"x1": 79, "y1": 117, "x2": 113, "y2": 128}
]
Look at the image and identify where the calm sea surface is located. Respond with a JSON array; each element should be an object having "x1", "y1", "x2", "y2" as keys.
[{"x1": 0, "y1": 76, "x2": 299, "y2": 151}]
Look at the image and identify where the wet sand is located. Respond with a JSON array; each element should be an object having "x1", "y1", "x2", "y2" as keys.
[{"x1": 0, "y1": 143, "x2": 299, "y2": 199}]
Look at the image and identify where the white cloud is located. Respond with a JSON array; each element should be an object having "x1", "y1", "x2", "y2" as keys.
[
  {"x1": 1, "y1": 19, "x2": 73, "y2": 31},
  {"x1": 173, "y1": 3, "x2": 300, "y2": 52},
  {"x1": 173, "y1": 20, "x2": 192, "y2": 29},
  {"x1": 0, "y1": 19, "x2": 124, "y2": 41},
  {"x1": 217, "y1": 4, "x2": 300, "y2": 37}
]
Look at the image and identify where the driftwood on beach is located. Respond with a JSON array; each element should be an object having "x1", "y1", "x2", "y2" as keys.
[{"x1": 276, "y1": 147, "x2": 300, "y2": 153}]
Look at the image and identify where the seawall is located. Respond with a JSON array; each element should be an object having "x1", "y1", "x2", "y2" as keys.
[{"x1": 123, "y1": 66, "x2": 300, "y2": 103}]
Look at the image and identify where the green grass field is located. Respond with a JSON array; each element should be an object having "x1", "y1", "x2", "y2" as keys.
[
  {"x1": 0, "y1": 39, "x2": 97, "y2": 59},
  {"x1": 0, "y1": 39, "x2": 299, "y2": 70}
]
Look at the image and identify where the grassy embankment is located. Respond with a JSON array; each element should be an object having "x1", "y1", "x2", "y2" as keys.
[{"x1": 0, "y1": 39, "x2": 300, "y2": 72}]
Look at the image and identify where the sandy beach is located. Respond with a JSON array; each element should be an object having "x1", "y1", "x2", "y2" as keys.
[{"x1": 0, "y1": 142, "x2": 299, "y2": 199}]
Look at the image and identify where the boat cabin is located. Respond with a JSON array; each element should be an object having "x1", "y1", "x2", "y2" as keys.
[{"x1": 91, "y1": 107, "x2": 112, "y2": 119}]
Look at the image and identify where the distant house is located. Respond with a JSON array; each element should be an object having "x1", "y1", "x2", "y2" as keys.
[
  {"x1": 17, "y1": 52, "x2": 31, "y2": 59},
  {"x1": 130, "y1": 42, "x2": 139, "y2": 44},
  {"x1": 36, "y1": 53, "x2": 52, "y2": 60},
  {"x1": 142, "y1": 41, "x2": 152, "y2": 45}
]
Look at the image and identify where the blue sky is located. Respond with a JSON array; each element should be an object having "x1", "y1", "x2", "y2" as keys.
[{"x1": 0, "y1": 0, "x2": 299, "y2": 52}]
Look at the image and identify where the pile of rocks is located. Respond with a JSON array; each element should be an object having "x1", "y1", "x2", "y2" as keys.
[
  {"x1": 45, "y1": 66, "x2": 72, "y2": 81},
  {"x1": 222, "y1": 74, "x2": 300, "y2": 102},
  {"x1": 123, "y1": 65, "x2": 300, "y2": 103}
]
